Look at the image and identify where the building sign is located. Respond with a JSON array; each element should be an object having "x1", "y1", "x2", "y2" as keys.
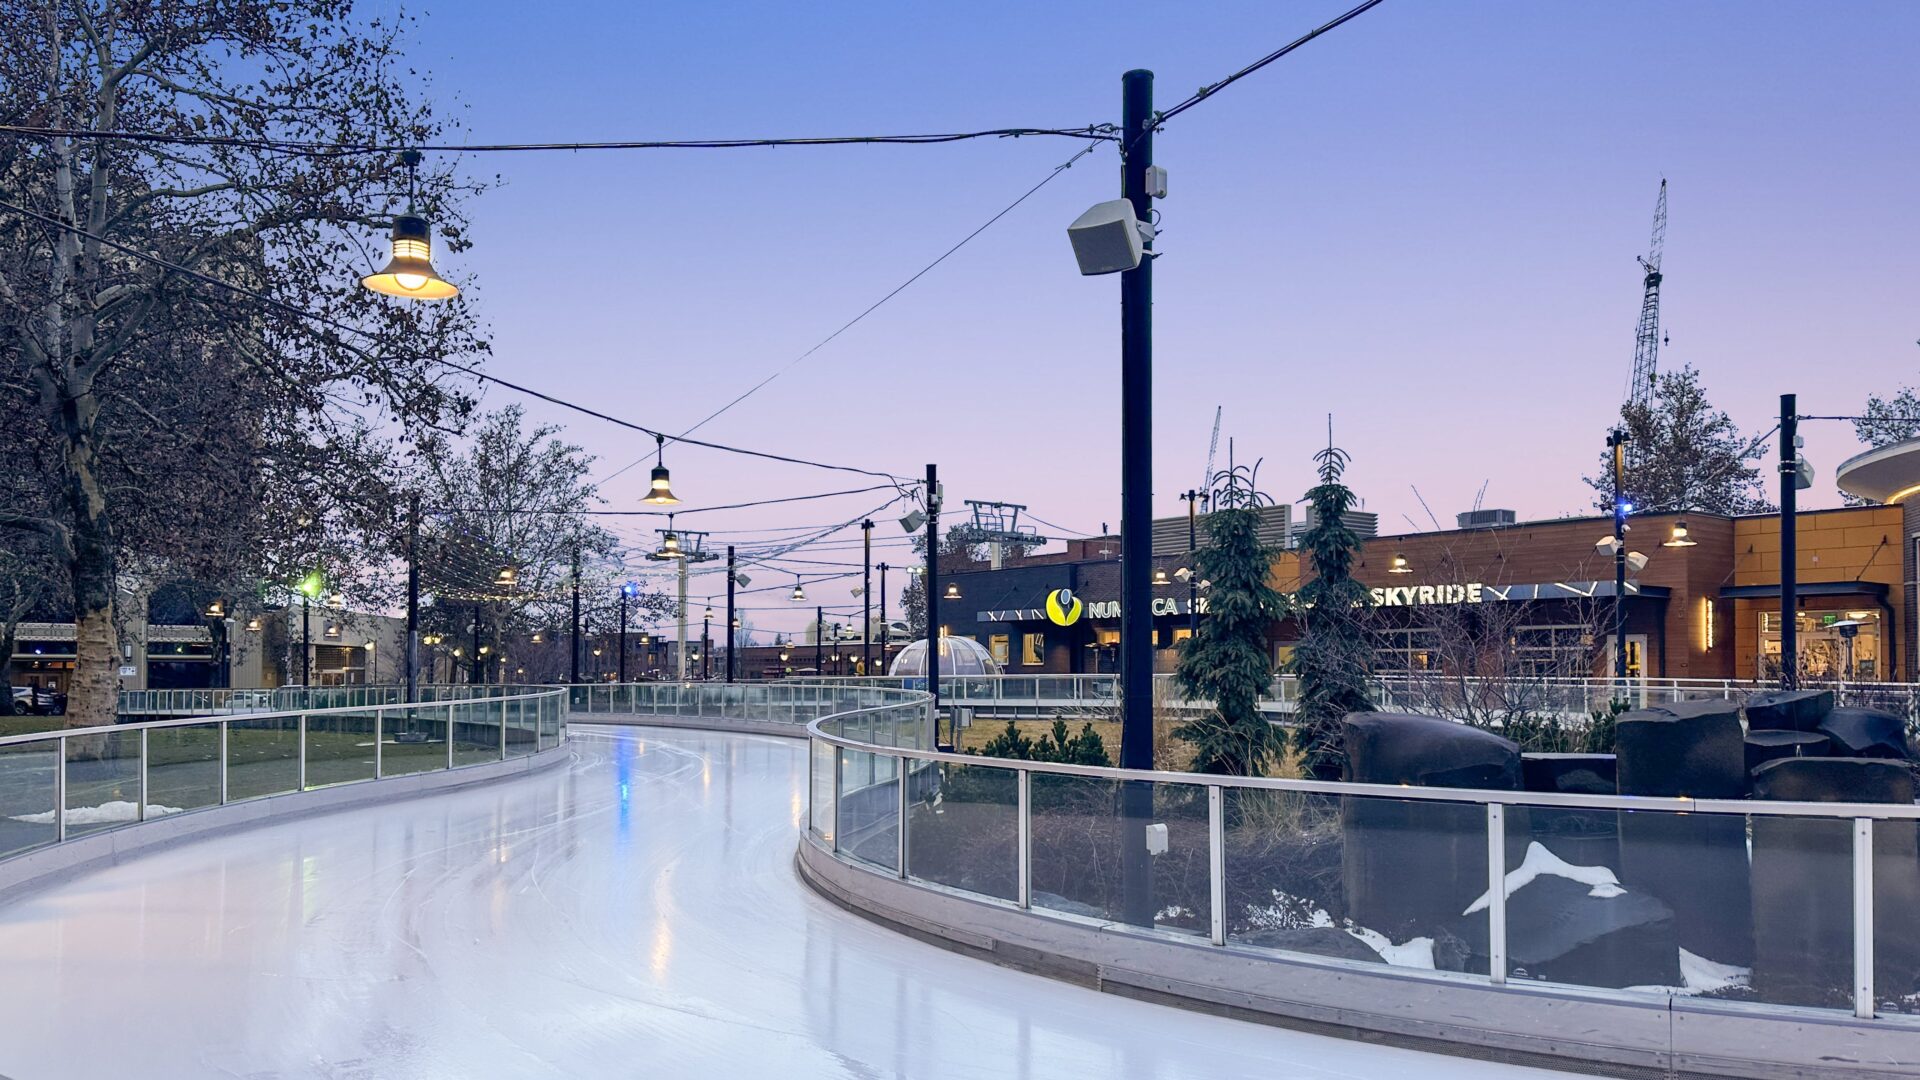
[
  {"x1": 1370, "y1": 583, "x2": 1484, "y2": 607},
  {"x1": 1045, "y1": 589, "x2": 1084, "y2": 626},
  {"x1": 1085, "y1": 597, "x2": 1207, "y2": 619}
]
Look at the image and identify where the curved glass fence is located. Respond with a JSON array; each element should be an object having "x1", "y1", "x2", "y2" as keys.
[
  {"x1": 0, "y1": 685, "x2": 567, "y2": 863},
  {"x1": 799, "y1": 685, "x2": 1920, "y2": 1024}
]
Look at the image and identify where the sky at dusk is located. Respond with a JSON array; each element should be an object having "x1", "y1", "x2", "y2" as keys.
[{"x1": 385, "y1": 0, "x2": 1919, "y2": 639}]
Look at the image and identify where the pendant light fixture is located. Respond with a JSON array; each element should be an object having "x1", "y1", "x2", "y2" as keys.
[
  {"x1": 362, "y1": 151, "x2": 459, "y2": 300},
  {"x1": 1389, "y1": 553, "x2": 1413, "y2": 574},
  {"x1": 790, "y1": 577, "x2": 807, "y2": 603},
  {"x1": 644, "y1": 434, "x2": 680, "y2": 505},
  {"x1": 1662, "y1": 519, "x2": 1698, "y2": 548}
]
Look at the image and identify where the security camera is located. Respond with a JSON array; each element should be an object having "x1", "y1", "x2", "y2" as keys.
[
  {"x1": 1068, "y1": 199, "x2": 1149, "y2": 275},
  {"x1": 900, "y1": 509, "x2": 927, "y2": 534}
]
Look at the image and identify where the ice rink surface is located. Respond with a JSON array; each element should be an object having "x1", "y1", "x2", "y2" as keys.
[{"x1": 0, "y1": 725, "x2": 1572, "y2": 1079}]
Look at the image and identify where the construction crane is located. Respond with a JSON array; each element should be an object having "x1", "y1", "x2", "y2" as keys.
[
  {"x1": 1202, "y1": 406, "x2": 1222, "y2": 492},
  {"x1": 1628, "y1": 180, "x2": 1668, "y2": 414}
]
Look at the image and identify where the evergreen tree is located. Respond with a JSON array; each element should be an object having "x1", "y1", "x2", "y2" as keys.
[
  {"x1": 1584, "y1": 366, "x2": 1774, "y2": 515},
  {"x1": 1288, "y1": 442, "x2": 1374, "y2": 781},
  {"x1": 1173, "y1": 465, "x2": 1288, "y2": 776}
]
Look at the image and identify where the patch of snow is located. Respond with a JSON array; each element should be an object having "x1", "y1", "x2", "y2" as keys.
[
  {"x1": 10, "y1": 800, "x2": 184, "y2": 826},
  {"x1": 1156, "y1": 905, "x2": 1194, "y2": 921},
  {"x1": 1242, "y1": 889, "x2": 1436, "y2": 970},
  {"x1": 1464, "y1": 841, "x2": 1625, "y2": 915},
  {"x1": 1625, "y1": 949, "x2": 1752, "y2": 996},
  {"x1": 1343, "y1": 925, "x2": 1438, "y2": 970}
]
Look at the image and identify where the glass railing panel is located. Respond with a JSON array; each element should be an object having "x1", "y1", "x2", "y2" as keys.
[
  {"x1": 506, "y1": 697, "x2": 536, "y2": 758},
  {"x1": 148, "y1": 723, "x2": 222, "y2": 814},
  {"x1": 453, "y1": 702, "x2": 499, "y2": 766},
  {"x1": 1028, "y1": 773, "x2": 1125, "y2": 921},
  {"x1": 810, "y1": 739, "x2": 836, "y2": 843},
  {"x1": 0, "y1": 741, "x2": 59, "y2": 856},
  {"x1": 63, "y1": 728, "x2": 143, "y2": 836},
  {"x1": 304, "y1": 710, "x2": 378, "y2": 788},
  {"x1": 905, "y1": 760, "x2": 1017, "y2": 901},
  {"x1": 381, "y1": 705, "x2": 448, "y2": 777},
  {"x1": 835, "y1": 747, "x2": 898, "y2": 872},
  {"x1": 226, "y1": 714, "x2": 300, "y2": 800}
]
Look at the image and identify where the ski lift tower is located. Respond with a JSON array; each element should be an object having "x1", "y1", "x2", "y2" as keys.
[{"x1": 964, "y1": 500, "x2": 1043, "y2": 569}]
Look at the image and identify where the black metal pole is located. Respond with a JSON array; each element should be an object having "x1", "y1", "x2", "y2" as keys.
[
  {"x1": 862, "y1": 520, "x2": 873, "y2": 677},
  {"x1": 1610, "y1": 429, "x2": 1629, "y2": 687},
  {"x1": 815, "y1": 605, "x2": 824, "y2": 677},
  {"x1": 406, "y1": 494, "x2": 419, "y2": 700},
  {"x1": 924, "y1": 463, "x2": 942, "y2": 745},
  {"x1": 471, "y1": 605, "x2": 482, "y2": 685},
  {"x1": 570, "y1": 543, "x2": 581, "y2": 686},
  {"x1": 618, "y1": 587, "x2": 629, "y2": 683},
  {"x1": 301, "y1": 593, "x2": 311, "y2": 694},
  {"x1": 726, "y1": 546, "x2": 737, "y2": 684},
  {"x1": 1781, "y1": 393, "x2": 1798, "y2": 689},
  {"x1": 1184, "y1": 490, "x2": 1199, "y2": 637},
  {"x1": 702, "y1": 613, "x2": 711, "y2": 680},
  {"x1": 878, "y1": 563, "x2": 890, "y2": 665},
  {"x1": 1118, "y1": 68, "x2": 1156, "y2": 928}
]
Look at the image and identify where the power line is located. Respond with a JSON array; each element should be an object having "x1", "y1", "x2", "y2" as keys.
[
  {"x1": 422, "y1": 483, "x2": 896, "y2": 517},
  {"x1": 0, "y1": 124, "x2": 1119, "y2": 158},
  {"x1": 0, "y1": 196, "x2": 911, "y2": 483},
  {"x1": 600, "y1": 139, "x2": 1107, "y2": 482},
  {"x1": 1157, "y1": 0, "x2": 1388, "y2": 124}
]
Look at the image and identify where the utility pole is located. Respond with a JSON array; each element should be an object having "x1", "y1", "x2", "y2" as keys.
[
  {"x1": 570, "y1": 542, "x2": 581, "y2": 686},
  {"x1": 726, "y1": 546, "x2": 737, "y2": 684},
  {"x1": 406, "y1": 494, "x2": 419, "y2": 700},
  {"x1": 815, "y1": 605, "x2": 825, "y2": 677},
  {"x1": 878, "y1": 562, "x2": 890, "y2": 668},
  {"x1": 1117, "y1": 68, "x2": 1156, "y2": 928},
  {"x1": 471, "y1": 605, "x2": 482, "y2": 685},
  {"x1": 677, "y1": 551, "x2": 689, "y2": 681},
  {"x1": 924, "y1": 463, "x2": 943, "y2": 746},
  {"x1": 301, "y1": 592, "x2": 312, "y2": 697},
  {"x1": 702, "y1": 605, "x2": 712, "y2": 680},
  {"x1": 1609, "y1": 429, "x2": 1629, "y2": 687},
  {"x1": 862, "y1": 519, "x2": 873, "y2": 676},
  {"x1": 1780, "y1": 393, "x2": 1799, "y2": 689},
  {"x1": 1181, "y1": 489, "x2": 1201, "y2": 637},
  {"x1": 618, "y1": 583, "x2": 630, "y2": 683}
]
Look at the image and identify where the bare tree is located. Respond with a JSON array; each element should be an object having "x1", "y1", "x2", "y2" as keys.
[{"x1": 0, "y1": 2, "x2": 489, "y2": 724}]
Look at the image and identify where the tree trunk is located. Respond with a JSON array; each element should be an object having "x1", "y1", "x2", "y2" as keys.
[{"x1": 58, "y1": 401, "x2": 121, "y2": 729}]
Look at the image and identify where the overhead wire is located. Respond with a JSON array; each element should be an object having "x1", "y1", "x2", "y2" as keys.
[{"x1": 1155, "y1": 0, "x2": 1388, "y2": 124}]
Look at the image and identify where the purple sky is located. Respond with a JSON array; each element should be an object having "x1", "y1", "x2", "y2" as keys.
[{"x1": 397, "y1": 0, "x2": 1920, "y2": 640}]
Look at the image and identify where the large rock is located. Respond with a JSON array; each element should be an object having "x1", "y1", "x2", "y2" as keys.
[
  {"x1": 1616, "y1": 701, "x2": 1748, "y2": 798},
  {"x1": 1522, "y1": 753, "x2": 1619, "y2": 868},
  {"x1": 1448, "y1": 845, "x2": 1680, "y2": 988},
  {"x1": 1749, "y1": 757, "x2": 1919, "y2": 1006},
  {"x1": 1616, "y1": 701, "x2": 1752, "y2": 965},
  {"x1": 1341, "y1": 713, "x2": 1520, "y2": 940},
  {"x1": 1818, "y1": 707, "x2": 1912, "y2": 760},
  {"x1": 1343, "y1": 712, "x2": 1523, "y2": 788},
  {"x1": 1744, "y1": 689, "x2": 1835, "y2": 733},
  {"x1": 1523, "y1": 753, "x2": 1617, "y2": 795},
  {"x1": 1745, "y1": 730, "x2": 1829, "y2": 775},
  {"x1": 1238, "y1": 926, "x2": 1383, "y2": 964}
]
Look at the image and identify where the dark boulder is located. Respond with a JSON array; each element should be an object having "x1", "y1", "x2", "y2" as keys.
[
  {"x1": 1750, "y1": 757, "x2": 1917, "y2": 1006},
  {"x1": 1340, "y1": 712, "x2": 1521, "y2": 941},
  {"x1": 1448, "y1": 856, "x2": 1679, "y2": 988},
  {"x1": 1617, "y1": 700, "x2": 1748, "y2": 799},
  {"x1": 1238, "y1": 926, "x2": 1383, "y2": 964},
  {"x1": 1745, "y1": 730, "x2": 1830, "y2": 775},
  {"x1": 1343, "y1": 712, "x2": 1522, "y2": 789},
  {"x1": 1745, "y1": 689, "x2": 1835, "y2": 733},
  {"x1": 1817, "y1": 707, "x2": 1912, "y2": 761},
  {"x1": 1523, "y1": 753, "x2": 1617, "y2": 795}
]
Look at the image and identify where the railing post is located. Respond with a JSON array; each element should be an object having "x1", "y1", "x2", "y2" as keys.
[
  {"x1": 297, "y1": 713, "x2": 308, "y2": 790},
  {"x1": 374, "y1": 707, "x2": 385, "y2": 779},
  {"x1": 1208, "y1": 784, "x2": 1226, "y2": 946},
  {"x1": 54, "y1": 735, "x2": 66, "y2": 843},
  {"x1": 446, "y1": 704, "x2": 457, "y2": 769},
  {"x1": 896, "y1": 753, "x2": 909, "y2": 879},
  {"x1": 138, "y1": 726, "x2": 150, "y2": 822},
  {"x1": 219, "y1": 722, "x2": 230, "y2": 804},
  {"x1": 1486, "y1": 803, "x2": 1508, "y2": 984},
  {"x1": 1855, "y1": 816, "x2": 1875, "y2": 1019},
  {"x1": 1017, "y1": 768, "x2": 1031, "y2": 909},
  {"x1": 831, "y1": 750, "x2": 843, "y2": 855},
  {"x1": 499, "y1": 695, "x2": 508, "y2": 759}
]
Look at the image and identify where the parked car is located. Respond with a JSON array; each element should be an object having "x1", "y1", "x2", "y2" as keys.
[{"x1": 9, "y1": 686, "x2": 65, "y2": 716}]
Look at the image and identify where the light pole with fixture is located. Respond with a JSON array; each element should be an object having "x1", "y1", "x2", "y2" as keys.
[
  {"x1": 297, "y1": 571, "x2": 324, "y2": 703},
  {"x1": 619, "y1": 581, "x2": 639, "y2": 683},
  {"x1": 361, "y1": 151, "x2": 459, "y2": 300}
]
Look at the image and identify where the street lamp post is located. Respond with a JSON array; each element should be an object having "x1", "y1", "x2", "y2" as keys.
[
  {"x1": 471, "y1": 605, "x2": 483, "y2": 685},
  {"x1": 923, "y1": 463, "x2": 942, "y2": 745},
  {"x1": 619, "y1": 582, "x2": 637, "y2": 684},
  {"x1": 815, "y1": 605, "x2": 824, "y2": 677},
  {"x1": 1182, "y1": 489, "x2": 1203, "y2": 637},
  {"x1": 1608, "y1": 429, "x2": 1630, "y2": 688},
  {"x1": 862, "y1": 519, "x2": 873, "y2": 677},
  {"x1": 1116, "y1": 68, "x2": 1157, "y2": 929},
  {"x1": 1780, "y1": 393, "x2": 1799, "y2": 689},
  {"x1": 878, "y1": 562, "x2": 890, "y2": 670},
  {"x1": 702, "y1": 605, "x2": 712, "y2": 681},
  {"x1": 726, "y1": 545, "x2": 737, "y2": 684},
  {"x1": 570, "y1": 542, "x2": 581, "y2": 686}
]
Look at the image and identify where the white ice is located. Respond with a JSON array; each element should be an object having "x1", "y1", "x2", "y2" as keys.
[
  {"x1": 0, "y1": 725, "x2": 1574, "y2": 1079},
  {"x1": 1464, "y1": 840, "x2": 1627, "y2": 915}
]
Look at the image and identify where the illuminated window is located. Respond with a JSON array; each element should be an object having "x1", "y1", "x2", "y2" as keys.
[
  {"x1": 1021, "y1": 633, "x2": 1045, "y2": 665},
  {"x1": 988, "y1": 634, "x2": 1010, "y2": 665}
]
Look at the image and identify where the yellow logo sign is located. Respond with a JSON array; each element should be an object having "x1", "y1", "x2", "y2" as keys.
[{"x1": 1045, "y1": 588, "x2": 1083, "y2": 627}]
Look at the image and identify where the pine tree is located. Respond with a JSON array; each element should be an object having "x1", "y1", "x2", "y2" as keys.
[
  {"x1": 1173, "y1": 465, "x2": 1288, "y2": 776},
  {"x1": 1288, "y1": 442, "x2": 1374, "y2": 781},
  {"x1": 1585, "y1": 366, "x2": 1774, "y2": 515}
]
